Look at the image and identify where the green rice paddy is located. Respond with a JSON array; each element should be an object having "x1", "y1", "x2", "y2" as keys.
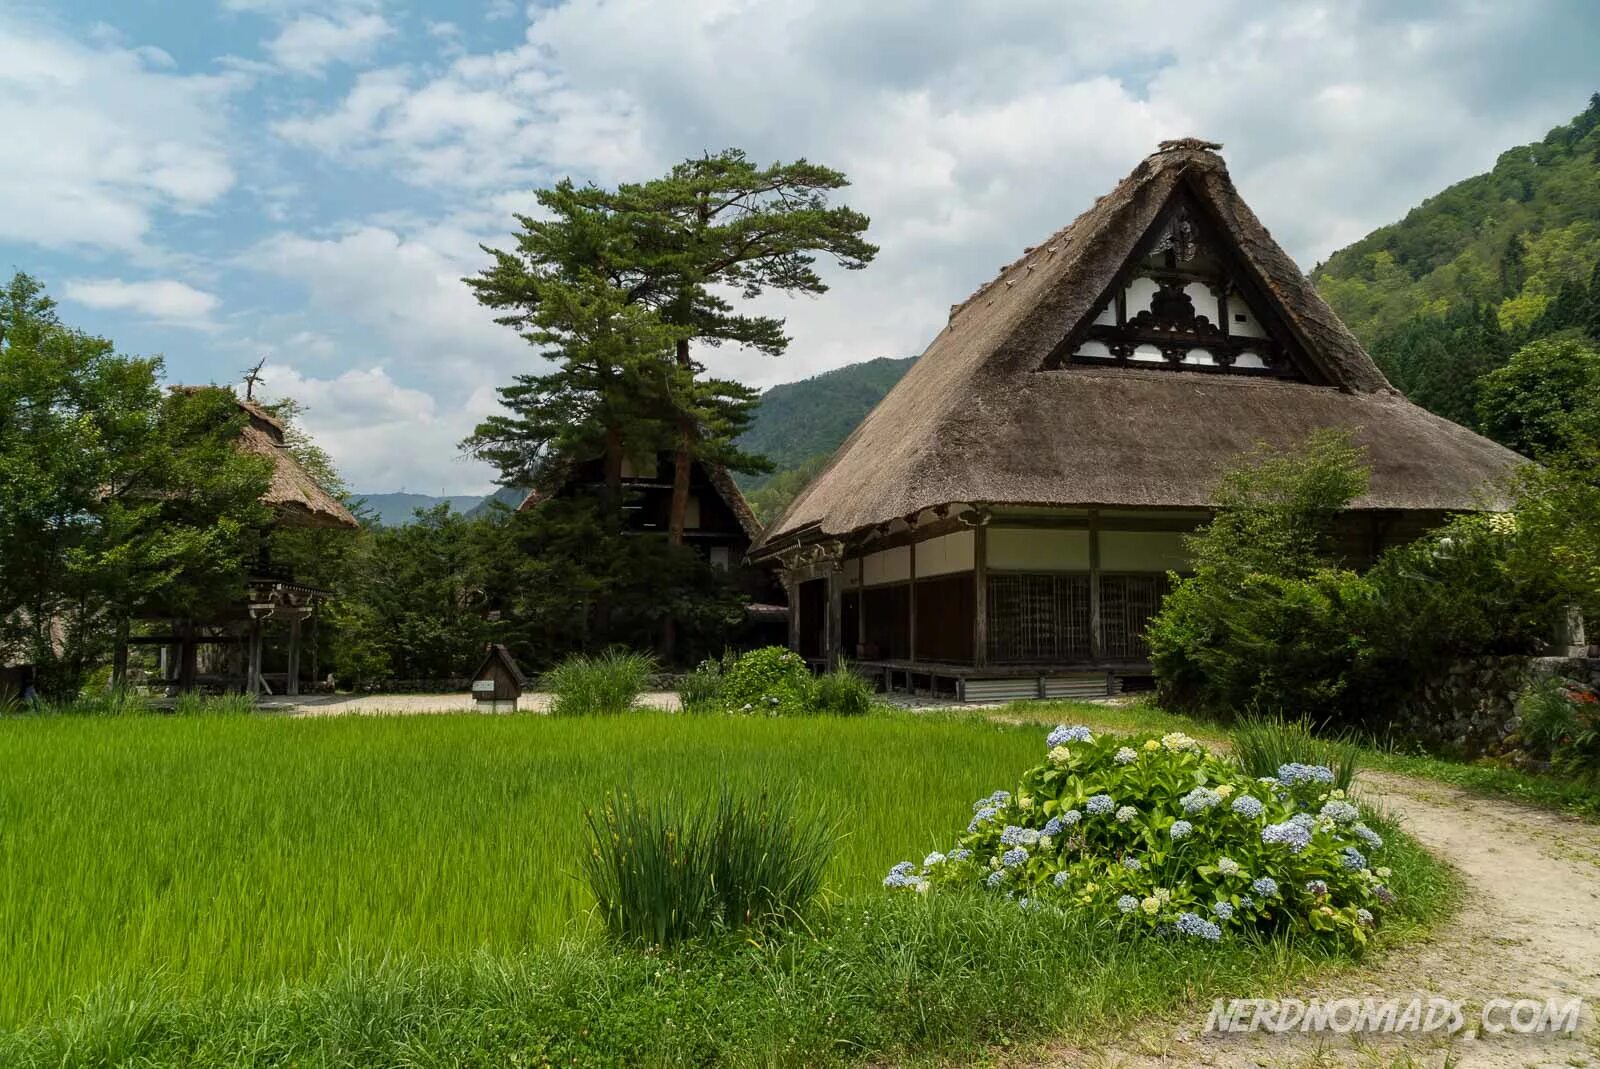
[{"x1": 0, "y1": 711, "x2": 1048, "y2": 1026}]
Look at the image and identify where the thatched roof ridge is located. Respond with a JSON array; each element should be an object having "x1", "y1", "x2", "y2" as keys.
[
  {"x1": 755, "y1": 142, "x2": 1523, "y2": 552},
  {"x1": 176, "y1": 388, "x2": 359, "y2": 531}
]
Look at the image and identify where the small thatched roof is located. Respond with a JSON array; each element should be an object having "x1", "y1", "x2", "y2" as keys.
[
  {"x1": 756, "y1": 141, "x2": 1524, "y2": 553},
  {"x1": 175, "y1": 388, "x2": 358, "y2": 531}
]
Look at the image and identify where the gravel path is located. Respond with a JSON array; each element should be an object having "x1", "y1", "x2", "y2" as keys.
[
  {"x1": 1029, "y1": 769, "x2": 1600, "y2": 1069},
  {"x1": 272, "y1": 692, "x2": 681, "y2": 715}
]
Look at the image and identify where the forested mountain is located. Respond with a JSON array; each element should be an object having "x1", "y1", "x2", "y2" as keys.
[
  {"x1": 736, "y1": 357, "x2": 915, "y2": 477},
  {"x1": 359, "y1": 492, "x2": 486, "y2": 527},
  {"x1": 733, "y1": 356, "x2": 915, "y2": 519},
  {"x1": 1313, "y1": 95, "x2": 1600, "y2": 429}
]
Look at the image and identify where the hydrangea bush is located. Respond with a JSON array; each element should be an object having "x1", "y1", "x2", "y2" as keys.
[
  {"x1": 717, "y1": 646, "x2": 815, "y2": 716},
  {"x1": 886, "y1": 725, "x2": 1394, "y2": 945}
]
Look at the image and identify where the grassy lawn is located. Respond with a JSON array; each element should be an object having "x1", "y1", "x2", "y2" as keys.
[
  {"x1": 0, "y1": 707, "x2": 1456, "y2": 1066},
  {"x1": 0, "y1": 711, "x2": 1052, "y2": 1027}
]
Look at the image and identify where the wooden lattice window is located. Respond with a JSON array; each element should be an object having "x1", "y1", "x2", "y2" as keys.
[
  {"x1": 987, "y1": 574, "x2": 1091, "y2": 663},
  {"x1": 1100, "y1": 574, "x2": 1170, "y2": 662}
]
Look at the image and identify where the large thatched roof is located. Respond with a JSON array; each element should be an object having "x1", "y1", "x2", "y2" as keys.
[
  {"x1": 518, "y1": 454, "x2": 762, "y2": 542},
  {"x1": 177, "y1": 390, "x2": 359, "y2": 531},
  {"x1": 756, "y1": 140, "x2": 1524, "y2": 553},
  {"x1": 232, "y1": 397, "x2": 360, "y2": 530}
]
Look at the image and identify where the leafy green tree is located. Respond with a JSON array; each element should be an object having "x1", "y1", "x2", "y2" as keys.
[
  {"x1": 472, "y1": 149, "x2": 877, "y2": 543},
  {"x1": 1476, "y1": 337, "x2": 1600, "y2": 460},
  {"x1": 0, "y1": 274, "x2": 270, "y2": 694}
]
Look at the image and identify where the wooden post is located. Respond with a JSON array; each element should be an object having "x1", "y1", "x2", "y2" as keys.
[
  {"x1": 907, "y1": 539, "x2": 918, "y2": 666},
  {"x1": 309, "y1": 600, "x2": 321, "y2": 690},
  {"x1": 1088, "y1": 510, "x2": 1104, "y2": 663},
  {"x1": 286, "y1": 613, "x2": 302, "y2": 697},
  {"x1": 247, "y1": 619, "x2": 263, "y2": 697},
  {"x1": 973, "y1": 524, "x2": 989, "y2": 667},
  {"x1": 785, "y1": 572, "x2": 801, "y2": 653},
  {"x1": 826, "y1": 564, "x2": 843, "y2": 671},
  {"x1": 179, "y1": 621, "x2": 198, "y2": 693},
  {"x1": 856, "y1": 555, "x2": 866, "y2": 652}
]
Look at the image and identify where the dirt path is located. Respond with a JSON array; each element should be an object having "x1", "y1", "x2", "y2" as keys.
[{"x1": 1027, "y1": 769, "x2": 1600, "y2": 1069}]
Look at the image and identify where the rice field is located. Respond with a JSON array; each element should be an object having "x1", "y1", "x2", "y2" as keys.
[{"x1": 0, "y1": 711, "x2": 1048, "y2": 1026}]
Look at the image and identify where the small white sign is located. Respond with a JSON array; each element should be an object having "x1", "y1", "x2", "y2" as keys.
[{"x1": 471, "y1": 679, "x2": 496, "y2": 694}]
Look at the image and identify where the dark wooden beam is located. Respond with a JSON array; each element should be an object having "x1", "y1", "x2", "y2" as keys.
[
  {"x1": 907, "y1": 538, "x2": 918, "y2": 666},
  {"x1": 1088, "y1": 510, "x2": 1104, "y2": 663},
  {"x1": 973, "y1": 524, "x2": 989, "y2": 668}
]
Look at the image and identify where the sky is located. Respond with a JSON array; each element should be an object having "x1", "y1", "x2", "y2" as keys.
[{"x1": 3, "y1": 1, "x2": 1597, "y2": 496}]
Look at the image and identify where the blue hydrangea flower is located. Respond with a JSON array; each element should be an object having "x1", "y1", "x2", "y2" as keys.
[
  {"x1": 1289, "y1": 812, "x2": 1317, "y2": 830},
  {"x1": 1211, "y1": 901, "x2": 1234, "y2": 921},
  {"x1": 883, "y1": 861, "x2": 918, "y2": 888},
  {"x1": 1042, "y1": 816, "x2": 1063, "y2": 837},
  {"x1": 986, "y1": 869, "x2": 1006, "y2": 889},
  {"x1": 1001, "y1": 847, "x2": 1029, "y2": 868},
  {"x1": 1251, "y1": 876, "x2": 1279, "y2": 897},
  {"x1": 1375, "y1": 884, "x2": 1396, "y2": 906},
  {"x1": 1261, "y1": 820, "x2": 1312, "y2": 853},
  {"x1": 1000, "y1": 825, "x2": 1030, "y2": 846},
  {"x1": 923, "y1": 852, "x2": 946, "y2": 868},
  {"x1": 1230, "y1": 794, "x2": 1264, "y2": 819},
  {"x1": 1117, "y1": 894, "x2": 1139, "y2": 913},
  {"x1": 1086, "y1": 794, "x2": 1115, "y2": 815},
  {"x1": 1305, "y1": 879, "x2": 1329, "y2": 896},
  {"x1": 1122, "y1": 856, "x2": 1142, "y2": 871},
  {"x1": 1216, "y1": 857, "x2": 1241, "y2": 876},
  {"x1": 1046, "y1": 725, "x2": 1094, "y2": 747},
  {"x1": 1340, "y1": 846, "x2": 1368, "y2": 871},
  {"x1": 1320, "y1": 800, "x2": 1360, "y2": 824},
  {"x1": 1170, "y1": 820, "x2": 1194, "y2": 840},
  {"x1": 1277, "y1": 763, "x2": 1335, "y2": 786},
  {"x1": 1353, "y1": 824, "x2": 1384, "y2": 850},
  {"x1": 1114, "y1": 746, "x2": 1138, "y2": 764},
  {"x1": 1238, "y1": 894, "x2": 1254, "y2": 909},
  {"x1": 1052, "y1": 870, "x2": 1071, "y2": 888},
  {"x1": 1180, "y1": 787, "x2": 1221, "y2": 814},
  {"x1": 1175, "y1": 911, "x2": 1222, "y2": 941},
  {"x1": 950, "y1": 848, "x2": 972, "y2": 862},
  {"x1": 1115, "y1": 805, "x2": 1137, "y2": 823},
  {"x1": 1357, "y1": 907, "x2": 1374, "y2": 925},
  {"x1": 968, "y1": 806, "x2": 1000, "y2": 832},
  {"x1": 1060, "y1": 809, "x2": 1083, "y2": 826}
]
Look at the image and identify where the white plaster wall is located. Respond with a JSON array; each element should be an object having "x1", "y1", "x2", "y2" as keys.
[
  {"x1": 1229, "y1": 289, "x2": 1267, "y2": 338},
  {"x1": 989, "y1": 528, "x2": 1090, "y2": 570},
  {"x1": 861, "y1": 545, "x2": 912, "y2": 585},
  {"x1": 916, "y1": 530, "x2": 975, "y2": 577},
  {"x1": 1100, "y1": 530, "x2": 1189, "y2": 572}
]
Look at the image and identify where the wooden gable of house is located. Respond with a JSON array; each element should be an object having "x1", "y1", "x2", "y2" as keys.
[{"x1": 1042, "y1": 183, "x2": 1329, "y2": 384}]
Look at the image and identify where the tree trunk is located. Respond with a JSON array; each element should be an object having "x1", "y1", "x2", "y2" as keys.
[{"x1": 667, "y1": 337, "x2": 694, "y2": 547}]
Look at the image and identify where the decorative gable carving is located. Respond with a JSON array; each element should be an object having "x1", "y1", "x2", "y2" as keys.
[{"x1": 1042, "y1": 191, "x2": 1324, "y2": 383}]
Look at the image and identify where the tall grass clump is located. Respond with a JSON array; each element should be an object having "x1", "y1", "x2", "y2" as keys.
[
  {"x1": 675, "y1": 658, "x2": 724, "y2": 713},
  {"x1": 545, "y1": 649, "x2": 655, "y2": 716},
  {"x1": 812, "y1": 661, "x2": 874, "y2": 716},
  {"x1": 1231, "y1": 711, "x2": 1362, "y2": 791},
  {"x1": 582, "y1": 786, "x2": 833, "y2": 945}
]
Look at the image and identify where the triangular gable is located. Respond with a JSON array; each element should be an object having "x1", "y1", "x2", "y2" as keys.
[{"x1": 1042, "y1": 178, "x2": 1331, "y2": 384}]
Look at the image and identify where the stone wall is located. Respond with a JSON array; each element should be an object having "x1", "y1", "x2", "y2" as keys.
[{"x1": 1396, "y1": 655, "x2": 1600, "y2": 757}]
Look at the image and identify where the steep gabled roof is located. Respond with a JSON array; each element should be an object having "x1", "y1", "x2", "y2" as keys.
[
  {"x1": 756, "y1": 141, "x2": 1524, "y2": 552},
  {"x1": 517, "y1": 454, "x2": 762, "y2": 542},
  {"x1": 174, "y1": 388, "x2": 359, "y2": 531}
]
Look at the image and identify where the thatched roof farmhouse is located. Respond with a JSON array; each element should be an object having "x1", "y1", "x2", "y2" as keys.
[{"x1": 752, "y1": 140, "x2": 1525, "y2": 700}]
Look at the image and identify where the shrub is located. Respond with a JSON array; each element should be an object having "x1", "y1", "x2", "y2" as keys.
[
  {"x1": 581, "y1": 786, "x2": 832, "y2": 945},
  {"x1": 719, "y1": 646, "x2": 813, "y2": 716},
  {"x1": 545, "y1": 649, "x2": 656, "y2": 716},
  {"x1": 675, "y1": 659, "x2": 724, "y2": 713},
  {"x1": 811, "y1": 661, "x2": 873, "y2": 716},
  {"x1": 1515, "y1": 676, "x2": 1600, "y2": 780},
  {"x1": 1231, "y1": 712, "x2": 1361, "y2": 792},
  {"x1": 886, "y1": 724, "x2": 1394, "y2": 946}
]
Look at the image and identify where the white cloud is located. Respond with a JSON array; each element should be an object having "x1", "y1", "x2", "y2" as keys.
[
  {"x1": 258, "y1": 364, "x2": 501, "y2": 493},
  {"x1": 0, "y1": 14, "x2": 239, "y2": 252},
  {"x1": 63, "y1": 278, "x2": 221, "y2": 328},
  {"x1": 265, "y1": 11, "x2": 394, "y2": 75}
]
